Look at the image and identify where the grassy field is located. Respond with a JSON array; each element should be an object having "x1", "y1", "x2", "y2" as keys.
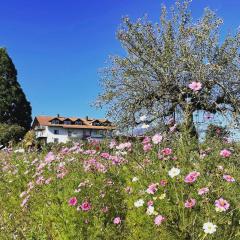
[{"x1": 0, "y1": 133, "x2": 239, "y2": 239}]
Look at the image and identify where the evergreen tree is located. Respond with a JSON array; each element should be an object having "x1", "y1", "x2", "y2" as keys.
[{"x1": 0, "y1": 48, "x2": 32, "y2": 130}]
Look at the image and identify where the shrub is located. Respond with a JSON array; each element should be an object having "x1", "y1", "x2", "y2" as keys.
[{"x1": 0, "y1": 123, "x2": 25, "y2": 146}]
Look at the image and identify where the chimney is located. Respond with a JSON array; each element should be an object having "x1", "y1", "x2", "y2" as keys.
[
  {"x1": 86, "y1": 116, "x2": 89, "y2": 121},
  {"x1": 57, "y1": 114, "x2": 60, "y2": 118}
]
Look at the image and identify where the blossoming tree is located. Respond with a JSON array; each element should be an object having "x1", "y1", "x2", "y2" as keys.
[{"x1": 96, "y1": 0, "x2": 240, "y2": 137}]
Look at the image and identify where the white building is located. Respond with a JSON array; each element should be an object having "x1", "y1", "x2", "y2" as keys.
[{"x1": 32, "y1": 115, "x2": 115, "y2": 143}]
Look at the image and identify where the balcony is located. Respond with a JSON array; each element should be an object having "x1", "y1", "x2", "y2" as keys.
[{"x1": 35, "y1": 126, "x2": 45, "y2": 131}]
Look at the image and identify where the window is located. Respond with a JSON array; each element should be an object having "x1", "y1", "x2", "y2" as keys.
[
  {"x1": 54, "y1": 129, "x2": 59, "y2": 135},
  {"x1": 54, "y1": 138, "x2": 59, "y2": 143},
  {"x1": 99, "y1": 130, "x2": 105, "y2": 136},
  {"x1": 64, "y1": 120, "x2": 72, "y2": 125},
  {"x1": 75, "y1": 120, "x2": 82, "y2": 125},
  {"x1": 92, "y1": 121, "x2": 101, "y2": 126},
  {"x1": 68, "y1": 131, "x2": 72, "y2": 137},
  {"x1": 51, "y1": 119, "x2": 60, "y2": 124}
]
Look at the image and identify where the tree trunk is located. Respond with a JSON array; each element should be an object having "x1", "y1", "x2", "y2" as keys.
[{"x1": 182, "y1": 105, "x2": 198, "y2": 139}]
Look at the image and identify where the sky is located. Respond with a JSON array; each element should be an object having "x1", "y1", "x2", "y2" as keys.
[{"x1": 0, "y1": 0, "x2": 239, "y2": 120}]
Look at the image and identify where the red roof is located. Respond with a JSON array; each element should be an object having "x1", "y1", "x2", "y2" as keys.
[{"x1": 32, "y1": 116, "x2": 115, "y2": 130}]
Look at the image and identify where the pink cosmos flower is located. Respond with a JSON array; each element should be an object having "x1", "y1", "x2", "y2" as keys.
[
  {"x1": 203, "y1": 112, "x2": 213, "y2": 121},
  {"x1": 147, "y1": 200, "x2": 154, "y2": 206},
  {"x1": 100, "y1": 152, "x2": 110, "y2": 159},
  {"x1": 143, "y1": 143, "x2": 152, "y2": 152},
  {"x1": 220, "y1": 149, "x2": 231, "y2": 158},
  {"x1": 113, "y1": 217, "x2": 121, "y2": 225},
  {"x1": 184, "y1": 198, "x2": 196, "y2": 208},
  {"x1": 45, "y1": 178, "x2": 52, "y2": 185},
  {"x1": 146, "y1": 183, "x2": 158, "y2": 195},
  {"x1": 109, "y1": 140, "x2": 117, "y2": 149},
  {"x1": 198, "y1": 187, "x2": 209, "y2": 195},
  {"x1": 184, "y1": 171, "x2": 200, "y2": 183},
  {"x1": 215, "y1": 198, "x2": 230, "y2": 212},
  {"x1": 161, "y1": 148, "x2": 172, "y2": 156},
  {"x1": 21, "y1": 195, "x2": 30, "y2": 207},
  {"x1": 61, "y1": 147, "x2": 69, "y2": 154},
  {"x1": 80, "y1": 201, "x2": 91, "y2": 211},
  {"x1": 36, "y1": 176, "x2": 45, "y2": 185},
  {"x1": 160, "y1": 179, "x2": 167, "y2": 187},
  {"x1": 101, "y1": 206, "x2": 109, "y2": 213},
  {"x1": 142, "y1": 136, "x2": 151, "y2": 145},
  {"x1": 152, "y1": 134, "x2": 163, "y2": 144},
  {"x1": 45, "y1": 152, "x2": 55, "y2": 164},
  {"x1": 188, "y1": 81, "x2": 202, "y2": 91},
  {"x1": 154, "y1": 215, "x2": 165, "y2": 226},
  {"x1": 68, "y1": 197, "x2": 78, "y2": 206},
  {"x1": 223, "y1": 175, "x2": 235, "y2": 182}
]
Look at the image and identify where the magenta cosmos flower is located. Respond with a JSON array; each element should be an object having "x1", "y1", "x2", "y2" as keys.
[
  {"x1": 113, "y1": 217, "x2": 121, "y2": 225},
  {"x1": 154, "y1": 215, "x2": 165, "y2": 226},
  {"x1": 215, "y1": 198, "x2": 230, "y2": 212},
  {"x1": 80, "y1": 201, "x2": 91, "y2": 211},
  {"x1": 184, "y1": 198, "x2": 196, "y2": 208},
  {"x1": 161, "y1": 148, "x2": 172, "y2": 156},
  {"x1": 188, "y1": 81, "x2": 202, "y2": 91},
  {"x1": 198, "y1": 187, "x2": 209, "y2": 196},
  {"x1": 223, "y1": 174, "x2": 235, "y2": 182},
  {"x1": 68, "y1": 197, "x2": 78, "y2": 206},
  {"x1": 184, "y1": 171, "x2": 200, "y2": 183},
  {"x1": 220, "y1": 149, "x2": 231, "y2": 158}
]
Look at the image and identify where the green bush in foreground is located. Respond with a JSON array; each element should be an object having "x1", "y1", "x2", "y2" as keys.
[
  {"x1": 0, "y1": 123, "x2": 25, "y2": 146},
  {"x1": 0, "y1": 134, "x2": 239, "y2": 239}
]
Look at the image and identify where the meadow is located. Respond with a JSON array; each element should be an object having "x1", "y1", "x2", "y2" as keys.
[{"x1": 0, "y1": 132, "x2": 239, "y2": 240}]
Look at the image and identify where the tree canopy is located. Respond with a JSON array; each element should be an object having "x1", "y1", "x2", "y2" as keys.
[
  {"x1": 0, "y1": 48, "x2": 32, "y2": 131},
  {"x1": 97, "y1": 0, "x2": 240, "y2": 136}
]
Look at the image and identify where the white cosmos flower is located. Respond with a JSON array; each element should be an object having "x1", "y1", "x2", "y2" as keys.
[
  {"x1": 134, "y1": 199, "x2": 144, "y2": 208},
  {"x1": 146, "y1": 206, "x2": 155, "y2": 215},
  {"x1": 140, "y1": 115, "x2": 147, "y2": 121},
  {"x1": 168, "y1": 167, "x2": 180, "y2": 178},
  {"x1": 141, "y1": 123, "x2": 150, "y2": 129},
  {"x1": 203, "y1": 222, "x2": 217, "y2": 234},
  {"x1": 14, "y1": 148, "x2": 25, "y2": 153},
  {"x1": 132, "y1": 177, "x2": 139, "y2": 182}
]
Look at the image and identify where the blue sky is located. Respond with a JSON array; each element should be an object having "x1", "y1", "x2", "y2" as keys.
[{"x1": 0, "y1": 0, "x2": 239, "y2": 119}]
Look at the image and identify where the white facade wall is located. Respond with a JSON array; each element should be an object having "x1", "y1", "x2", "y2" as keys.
[{"x1": 35, "y1": 126, "x2": 111, "y2": 143}]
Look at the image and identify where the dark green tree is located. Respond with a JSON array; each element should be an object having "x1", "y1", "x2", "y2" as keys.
[{"x1": 0, "y1": 48, "x2": 32, "y2": 130}]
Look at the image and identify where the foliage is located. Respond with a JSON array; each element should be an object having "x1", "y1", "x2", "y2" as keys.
[
  {"x1": 0, "y1": 123, "x2": 25, "y2": 146},
  {"x1": 205, "y1": 124, "x2": 230, "y2": 140},
  {"x1": 96, "y1": 0, "x2": 240, "y2": 137},
  {"x1": 0, "y1": 48, "x2": 32, "y2": 131},
  {"x1": 0, "y1": 132, "x2": 239, "y2": 239},
  {"x1": 22, "y1": 130, "x2": 36, "y2": 149}
]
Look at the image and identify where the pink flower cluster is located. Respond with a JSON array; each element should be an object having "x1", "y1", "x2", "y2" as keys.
[{"x1": 83, "y1": 158, "x2": 107, "y2": 173}]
